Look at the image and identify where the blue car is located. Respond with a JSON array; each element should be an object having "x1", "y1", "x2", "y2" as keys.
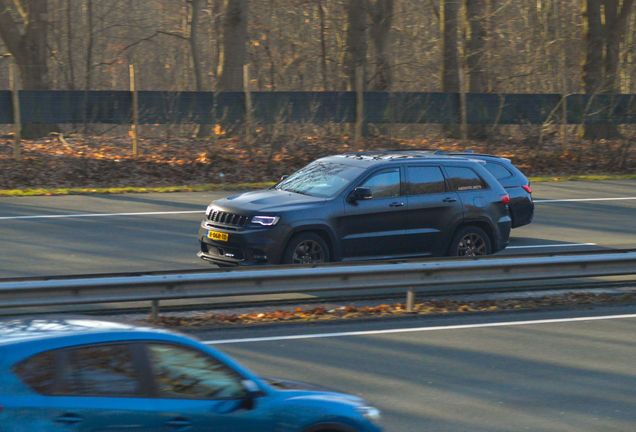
[{"x1": 0, "y1": 316, "x2": 382, "y2": 432}]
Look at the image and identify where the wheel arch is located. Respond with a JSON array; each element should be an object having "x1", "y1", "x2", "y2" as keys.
[
  {"x1": 447, "y1": 220, "x2": 496, "y2": 255},
  {"x1": 282, "y1": 222, "x2": 339, "y2": 263}
]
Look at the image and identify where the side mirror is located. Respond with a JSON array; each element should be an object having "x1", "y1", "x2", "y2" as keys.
[
  {"x1": 280, "y1": 175, "x2": 289, "y2": 181},
  {"x1": 240, "y1": 380, "x2": 261, "y2": 410},
  {"x1": 351, "y1": 187, "x2": 373, "y2": 201}
]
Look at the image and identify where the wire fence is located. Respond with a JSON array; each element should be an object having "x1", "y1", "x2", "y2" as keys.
[{"x1": 2, "y1": 90, "x2": 636, "y2": 126}]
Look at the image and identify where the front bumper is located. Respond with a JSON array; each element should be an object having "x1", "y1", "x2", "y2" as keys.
[{"x1": 198, "y1": 221, "x2": 290, "y2": 266}]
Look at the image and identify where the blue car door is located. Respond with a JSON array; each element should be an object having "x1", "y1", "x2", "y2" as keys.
[
  {"x1": 49, "y1": 343, "x2": 165, "y2": 432},
  {"x1": 142, "y1": 343, "x2": 275, "y2": 432}
]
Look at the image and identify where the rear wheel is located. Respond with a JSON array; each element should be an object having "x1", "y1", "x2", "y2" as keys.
[
  {"x1": 281, "y1": 233, "x2": 330, "y2": 265},
  {"x1": 448, "y1": 226, "x2": 491, "y2": 257}
]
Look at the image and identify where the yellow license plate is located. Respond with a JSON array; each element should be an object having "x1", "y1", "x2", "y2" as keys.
[{"x1": 207, "y1": 231, "x2": 228, "y2": 242}]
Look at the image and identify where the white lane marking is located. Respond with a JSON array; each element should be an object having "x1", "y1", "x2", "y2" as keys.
[
  {"x1": 535, "y1": 197, "x2": 636, "y2": 203},
  {"x1": 507, "y1": 243, "x2": 596, "y2": 249},
  {"x1": 204, "y1": 313, "x2": 636, "y2": 345},
  {"x1": 0, "y1": 210, "x2": 204, "y2": 220}
]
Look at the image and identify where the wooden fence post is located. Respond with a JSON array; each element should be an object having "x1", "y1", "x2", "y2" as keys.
[
  {"x1": 10, "y1": 64, "x2": 21, "y2": 161},
  {"x1": 243, "y1": 64, "x2": 252, "y2": 148},
  {"x1": 354, "y1": 66, "x2": 363, "y2": 147},
  {"x1": 129, "y1": 65, "x2": 139, "y2": 158}
]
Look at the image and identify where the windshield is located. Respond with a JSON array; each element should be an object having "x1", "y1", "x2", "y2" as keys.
[{"x1": 274, "y1": 161, "x2": 365, "y2": 198}]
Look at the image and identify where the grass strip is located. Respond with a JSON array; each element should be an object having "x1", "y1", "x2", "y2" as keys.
[
  {"x1": 2, "y1": 174, "x2": 636, "y2": 198},
  {"x1": 528, "y1": 174, "x2": 636, "y2": 182},
  {"x1": 0, "y1": 182, "x2": 277, "y2": 198}
]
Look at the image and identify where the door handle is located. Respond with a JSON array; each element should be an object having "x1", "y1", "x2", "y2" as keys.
[
  {"x1": 443, "y1": 197, "x2": 457, "y2": 203},
  {"x1": 55, "y1": 414, "x2": 84, "y2": 425},
  {"x1": 389, "y1": 202, "x2": 404, "y2": 207},
  {"x1": 166, "y1": 417, "x2": 193, "y2": 429}
]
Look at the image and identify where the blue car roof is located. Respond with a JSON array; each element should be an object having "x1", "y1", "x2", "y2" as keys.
[{"x1": 0, "y1": 316, "x2": 178, "y2": 347}]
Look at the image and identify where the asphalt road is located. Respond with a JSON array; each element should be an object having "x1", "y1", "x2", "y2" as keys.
[
  {"x1": 0, "y1": 180, "x2": 635, "y2": 278},
  {"x1": 194, "y1": 306, "x2": 636, "y2": 432}
]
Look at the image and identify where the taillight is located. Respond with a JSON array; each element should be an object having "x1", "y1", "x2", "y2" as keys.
[
  {"x1": 500, "y1": 194, "x2": 510, "y2": 204},
  {"x1": 522, "y1": 184, "x2": 532, "y2": 194}
]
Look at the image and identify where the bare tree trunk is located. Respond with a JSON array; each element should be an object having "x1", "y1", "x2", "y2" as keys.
[
  {"x1": 344, "y1": 0, "x2": 368, "y2": 92},
  {"x1": 66, "y1": 0, "x2": 76, "y2": 90},
  {"x1": 217, "y1": 0, "x2": 248, "y2": 92},
  {"x1": 318, "y1": 0, "x2": 329, "y2": 90},
  {"x1": 581, "y1": 0, "x2": 603, "y2": 139},
  {"x1": 0, "y1": 0, "x2": 58, "y2": 138},
  {"x1": 368, "y1": 0, "x2": 394, "y2": 92},
  {"x1": 465, "y1": 0, "x2": 487, "y2": 139},
  {"x1": 442, "y1": 0, "x2": 461, "y2": 137},
  {"x1": 190, "y1": 0, "x2": 211, "y2": 137}
]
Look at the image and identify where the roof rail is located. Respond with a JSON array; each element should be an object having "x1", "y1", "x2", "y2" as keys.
[{"x1": 464, "y1": 149, "x2": 474, "y2": 153}]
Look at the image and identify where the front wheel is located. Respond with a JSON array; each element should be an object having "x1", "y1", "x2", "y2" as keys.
[
  {"x1": 448, "y1": 226, "x2": 492, "y2": 257},
  {"x1": 281, "y1": 233, "x2": 330, "y2": 265}
]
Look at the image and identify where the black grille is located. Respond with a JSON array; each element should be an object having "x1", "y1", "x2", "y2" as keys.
[{"x1": 207, "y1": 211, "x2": 249, "y2": 227}]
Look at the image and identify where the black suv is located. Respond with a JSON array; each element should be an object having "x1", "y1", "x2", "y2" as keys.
[{"x1": 198, "y1": 152, "x2": 512, "y2": 266}]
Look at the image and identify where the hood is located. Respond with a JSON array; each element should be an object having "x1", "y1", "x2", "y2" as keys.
[
  {"x1": 261, "y1": 377, "x2": 364, "y2": 405},
  {"x1": 214, "y1": 189, "x2": 327, "y2": 213}
]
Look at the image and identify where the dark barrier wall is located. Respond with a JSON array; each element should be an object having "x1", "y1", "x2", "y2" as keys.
[{"x1": 3, "y1": 90, "x2": 636, "y2": 125}]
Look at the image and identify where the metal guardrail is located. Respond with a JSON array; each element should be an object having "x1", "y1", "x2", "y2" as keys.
[{"x1": 1, "y1": 251, "x2": 636, "y2": 318}]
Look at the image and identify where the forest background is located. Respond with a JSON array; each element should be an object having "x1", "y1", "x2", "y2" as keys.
[{"x1": 1, "y1": 0, "x2": 635, "y2": 192}]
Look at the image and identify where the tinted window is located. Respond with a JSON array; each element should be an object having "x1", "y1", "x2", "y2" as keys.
[
  {"x1": 445, "y1": 167, "x2": 486, "y2": 191},
  {"x1": 407, "y1": 166, "x2": 446, "y2": 195},
  {"x1": 62, "y1": 344, "x2": 141, "y2": 397},
  {"x1": 13, "y1": 351, "x2": 56, "y2": 395},
  {"x1": 484, "y1": 162, "x2": 513, "y2": 180},
  {"x1": 360, "y1": 169, "x2": 401, "y2": 199},
  {"x1": 147, "y1": 344, "x2": 246, "y2": 400}
]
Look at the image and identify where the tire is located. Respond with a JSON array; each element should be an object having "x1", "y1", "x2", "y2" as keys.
[
  {"x1": 281, "y1": 232, "x2": 330, "y2": 265},
  {"x1": 448, "y1": 226, "x2": 492, "y2": 257}
]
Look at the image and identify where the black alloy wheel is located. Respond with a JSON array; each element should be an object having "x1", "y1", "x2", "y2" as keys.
[
  {"x1": 449, "y1": 226, "x2": 492, "y2": 257},
  {"x1": 282, "y1": 233, "x2": 329, "y2": 264}
]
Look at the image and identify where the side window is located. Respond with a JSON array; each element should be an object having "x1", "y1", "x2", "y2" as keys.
[
  {"x1": 484, "y1": 162, "x2": 513, "y2": 180},
  {"x1": 146, "y1": 344, "x2": 246, "y2": 400},
  {"x1": 407, "y1": 166, "x2": 446, "y2": 195},
  {"x1": 445, "y1": 167, "x2": 487, "y2": 192},
  {"x1": 61, "y1": 344, "x2": 141, "y2": 397},
  {"x1": 359, "y1": 169, "x2": 401, "y2": 199},
  {"x1": 13, "y1": 351, "x2": 56, "y2": 395}
]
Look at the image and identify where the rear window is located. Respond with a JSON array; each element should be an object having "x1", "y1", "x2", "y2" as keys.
[
  {"x1": 484, "y1": 162, "x2": 513, "y2": 180},
  {"x1": 13, "y1": 351, "x2": 56, "y2": 395},
  {"x1": 407, "y1": 166, "x2": 446, "y2": 195},
  {"x1": 445, "y1": 167, "x2": 486, "y2": 191}
]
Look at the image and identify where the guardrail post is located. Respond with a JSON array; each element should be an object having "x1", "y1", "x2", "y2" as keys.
[
  {"x1": 354, "y1": 66, "x2": 363, "y2": 147},
  {"x1": 129, "y1": 64, "x2": 139, "y2": 158},
  {"x1": 10, "y1": 64, "x2": 21, "y2": 161},
  {"x1": 151, "y1": 299, "x2": 159, "y2": 322},
  {"x1": 406, "y1": 287, "x2": 416, "y2": 312}
]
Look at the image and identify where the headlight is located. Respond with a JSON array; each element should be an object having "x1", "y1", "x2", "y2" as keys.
[
  {"x1": 251, "y1": 216, "x2": 280, "y2": 226},
  {"x1": 355, "y1": 406, "x2": 381, "y2": 425}
]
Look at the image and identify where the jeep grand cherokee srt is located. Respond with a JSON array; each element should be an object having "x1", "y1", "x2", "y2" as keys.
[{"x1": 198, "y1": 152, "x2": 512, "y2": 266}]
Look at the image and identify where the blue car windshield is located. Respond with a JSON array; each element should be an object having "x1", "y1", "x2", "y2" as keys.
[{"x1": 275, "y1": 161, "x2": 365, "y2": 198}]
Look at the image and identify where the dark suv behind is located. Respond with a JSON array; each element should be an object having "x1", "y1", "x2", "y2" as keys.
[{"x1": 198, "y1": 152, "x2": 512, "y2": 266}]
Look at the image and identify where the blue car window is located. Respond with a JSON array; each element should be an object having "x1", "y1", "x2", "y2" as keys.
[
  {"x1": 61, "y1": 344, "x2": 142, "y2": 397},
  {"x1": 146, "y1": 344, "x2": 246, "y2": 400},
  {"x1": 484, "y1": 162, "x2": 514, "y2": 180},
  {"x1": 13, "y1": 350, "x2": 56, "y2": 395}
]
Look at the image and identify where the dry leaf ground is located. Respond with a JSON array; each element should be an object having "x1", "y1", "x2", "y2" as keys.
[
  {"x1": 1, "y1": 134, "x2": 635, "y2": 190},
  {"x1": 140, "y1": 291, "x2": 636, "y2": 328}
]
